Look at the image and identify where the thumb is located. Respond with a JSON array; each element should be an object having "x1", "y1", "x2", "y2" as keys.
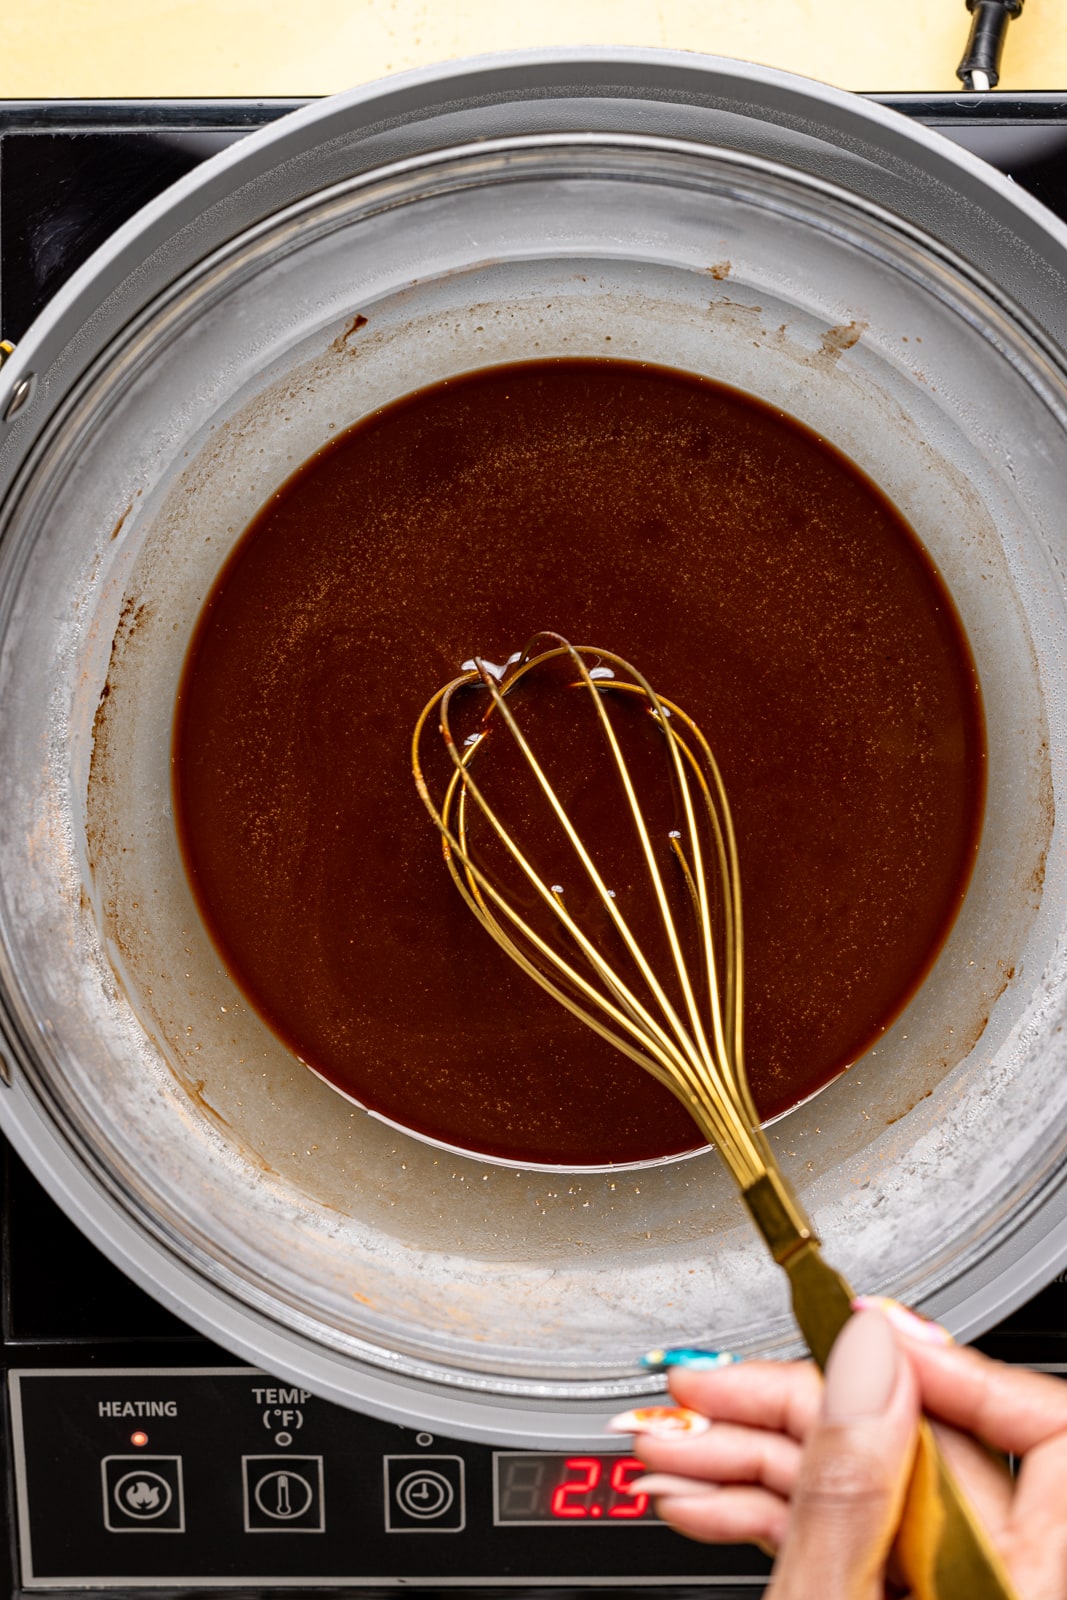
[{"x1": 769, "y1": 1309, "x2": 920, "y2": 1600}]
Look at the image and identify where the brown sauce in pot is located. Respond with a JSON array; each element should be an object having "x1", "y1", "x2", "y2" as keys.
[{"x1": 172, "y1": 359, "x2": 985, "y2": 1167}]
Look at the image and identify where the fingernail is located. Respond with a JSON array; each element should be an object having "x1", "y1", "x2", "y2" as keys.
[
  {"x1": 606, "y1": 1405, "x2": 711, "y2": 1437},
  {"x1": 851, "y1": 1295, "x2": 953, "y2": 1346},
  {"x1": 825, "y1": 1309, "x2": 899, "y2": 1421},
  {"x1": 639, "y1": 1347, "x2": 739, "y2": 1372},
  {"x1": 627, "y1": 1473, "x2": 718, "y2": 1497}
]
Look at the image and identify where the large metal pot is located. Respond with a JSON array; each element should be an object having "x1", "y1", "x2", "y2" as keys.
[{"x1": 1, "y1": 51, "x2": 1066, "y2": 1445}]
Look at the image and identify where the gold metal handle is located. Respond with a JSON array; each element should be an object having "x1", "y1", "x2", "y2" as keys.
[{"x1": 745, "y1": 1175, "x2": 1018, "y2": 1600}]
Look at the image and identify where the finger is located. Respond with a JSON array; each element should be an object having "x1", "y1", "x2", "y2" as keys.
[
  {"x1": 855, "y1": 1302, "x2": 1016, "y2": 1537},
  {"x1": 635, "y1": 1420, "x2": 803, "y2": 1497},
  {"x1": 769, "y1": 1309, "x2": 920, "y2": 1600},
  {"x1": 648, "y1": 1481, "x2": 791, "y2": 1551},
  {"x1": 606, "y1": 1405, "x2": 709, "y2": 1438},
  {"x1": 667, "y1": 1359, "x2": 823, "y2": 1443},
  {"x1": 902, "y1": 1334, "x2": 1067, "y2": 1456},
  {"x1": 1000, "y1": 1433, "x2": 1067, "y2": 1599},
  {"x1": 630, "y1": 1472, "x2": 720, "y2": 1495}
]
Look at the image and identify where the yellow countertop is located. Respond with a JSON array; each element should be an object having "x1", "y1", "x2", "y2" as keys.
[{"x1": 2, "y1": 0, "x2": 1066, "y2": 99}]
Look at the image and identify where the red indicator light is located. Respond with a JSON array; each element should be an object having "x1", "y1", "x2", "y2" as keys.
[{"x1": 130, "y1": 1431, "x2": 149, "y2": 1448}]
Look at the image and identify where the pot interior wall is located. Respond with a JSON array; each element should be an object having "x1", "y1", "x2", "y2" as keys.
[{"x1": 3, "y1": 140, "x2": 1065, "y2": 1396}]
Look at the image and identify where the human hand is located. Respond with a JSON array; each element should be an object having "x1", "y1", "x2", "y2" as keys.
[{"x1": 615, "y1": 1304, "x2": 1067, "y2": 1598}]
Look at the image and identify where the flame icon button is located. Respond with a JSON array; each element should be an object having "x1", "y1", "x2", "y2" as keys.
[
  {"x1": 102, "y1": 1457, "x2": 185, "y2": 1532},
  {"x1": 121, "y1": 1475, "x2": 168, "y2": 1515}
]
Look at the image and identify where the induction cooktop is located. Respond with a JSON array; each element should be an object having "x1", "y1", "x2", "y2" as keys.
[{"x1": 2, "y1": 92, "x2": 1067, "y2": 1599}]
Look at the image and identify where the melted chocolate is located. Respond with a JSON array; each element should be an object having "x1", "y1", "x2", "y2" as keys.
[{"x1": 172, "y1": 360, "x2": 985, "y2": 1166}]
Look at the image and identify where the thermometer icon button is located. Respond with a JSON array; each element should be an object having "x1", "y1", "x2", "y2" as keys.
[
  {"x1": 242, "y1": 1457, "x2": 324, "y2": 1532},
  {"x1": 255, "y1": 1469, "x2": 310, "y2": 1519}
]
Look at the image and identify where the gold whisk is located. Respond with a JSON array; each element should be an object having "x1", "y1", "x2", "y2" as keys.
[{"x1": 412, "y1": 632, "x2": 1015, "y2": 1600}]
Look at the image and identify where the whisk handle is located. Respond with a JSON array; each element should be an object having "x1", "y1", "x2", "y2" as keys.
[
  {"x1": 784, "y1": 1242, "x2": 1018, "y2": 1600},
  {"x1": 741, "y1": 1177, "x2": 1016, "y2": 1596}
]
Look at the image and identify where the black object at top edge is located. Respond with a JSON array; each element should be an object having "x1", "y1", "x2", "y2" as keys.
[
  {"x1": 0, "y1": 91, "x2": 1066, "y2": 135},
  {"x1": 0, "y1": 98, "x2": 307, "y2": 131},
  {"x1": 958, "y1": 0, "x2": 1025, "y2": 90}
]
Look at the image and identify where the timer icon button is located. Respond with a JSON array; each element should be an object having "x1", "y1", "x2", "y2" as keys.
[
  {"x1": 384, "y1": 1455, "x2": 465, "y2": 1532},
  {"x1": 398, "y1": 1470, "x2": 452, "y2": 1518},
  {"x1": 102, "y1": 1456, "x2": 185, "y2": 1532}
]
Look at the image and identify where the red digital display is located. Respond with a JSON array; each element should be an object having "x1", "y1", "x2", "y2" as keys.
[{"x1": 494, "y1": 1452, "x2": 657, "y2": 1525}]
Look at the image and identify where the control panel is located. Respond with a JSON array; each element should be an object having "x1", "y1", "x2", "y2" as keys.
[{"x1": 9, "y1": 1369, "x2": 770, "y2": 1588}]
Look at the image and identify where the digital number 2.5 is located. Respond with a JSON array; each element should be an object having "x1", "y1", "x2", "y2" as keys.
[{"x1": 550, "y1": 1456, "x2": 649, "y2": 1519}]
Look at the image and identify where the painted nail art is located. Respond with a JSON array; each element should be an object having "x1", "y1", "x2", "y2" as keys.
[
  {"x1": 606, "y1": 1405, "x2": 711, "y2": 1437},
  {"x1": 626, "y1": 1473, "x2": 719, "y2": 1497},
  {"x1": 851, "y1": 1295, "x2": 954, "y2": 1346},
  {"x1": 640, "y1": 1347, "x2": 738, "y2": 1373}
]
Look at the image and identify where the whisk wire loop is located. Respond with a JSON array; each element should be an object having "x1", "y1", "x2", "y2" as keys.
[
  {"x1": 412, "y1": 634, "x2": 769, "y2": 1185},
  {"x1": 448, "y1": 734, "x2": 749, "y2": 1162},
  {"x1": 659, "y1": 695, "x2": 756, "y2": 1130},
  {"x1": 561, "y1": 650, "x2": 728, "y2": 1103},
  {"x1": 416, "y1": 682, "x2": 693, "y2": 1096},
  {"x1": 441, "y1": 681, "x2": 699, "y2": 1085},
  {"x1": 467, "y1": 648, "x2": 725, "y2": 1102},
  {"x1": 602, "y1": 678, "x2": 739, "y2": 1107}
]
